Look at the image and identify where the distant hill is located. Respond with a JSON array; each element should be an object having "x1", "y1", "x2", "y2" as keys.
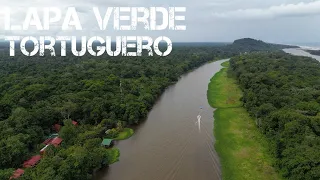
[{"x1": 227, "y1": 38, "x2": 298, "y2": 53}]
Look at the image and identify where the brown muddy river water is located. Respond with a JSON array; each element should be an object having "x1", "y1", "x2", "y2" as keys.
[{"x1": 94, "y1": 59, "x2": 228, "y2": 180}]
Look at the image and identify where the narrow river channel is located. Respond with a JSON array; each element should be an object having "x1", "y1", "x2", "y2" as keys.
[{"x1": 94, "y1": 59, "x2": 229, "y2": 180}]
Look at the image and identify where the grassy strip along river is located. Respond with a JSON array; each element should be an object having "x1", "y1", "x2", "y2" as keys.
[{"x1": 207, "y1": 61, "x2": 281, "y2": 180}]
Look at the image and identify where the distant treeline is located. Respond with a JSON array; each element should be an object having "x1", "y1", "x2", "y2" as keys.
[
  {"x1": 229, "y1": 52, "x2": 320, "y2": 180},
  {"x1": 305, "y1": 49, "x2": 320, "y2": 56},
  {"x1": 0, "y1": 38, "x2": 297, "y2": 56},
  {"x1": 0, "y1": 38, "x2": 296, "y2": 179}
]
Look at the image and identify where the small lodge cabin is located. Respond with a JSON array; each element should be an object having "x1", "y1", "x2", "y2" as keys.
[
  {"x1": 101, "y1": 139, "x2": 114, "y2": 148},
  {"x1": 10, "y1": 169, "x2": 24, "y2": 179},
  {"x1": 42, "y1": 138, "x2": 53, "y2": 145},
  {"x1": 51, "y1": 137, "x2": 63, "y2": 147},
  {"x1": 72, "y1": 120, "x2": 78, "y2": 126},
  {"x1": 23, "y1": 155, "x2": 41, "y2": 168},
  {"x1": 42, "y1": 134, "x2": 59, "y2": 145}
]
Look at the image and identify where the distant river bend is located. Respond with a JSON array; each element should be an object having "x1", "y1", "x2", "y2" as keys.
[
  {"x1": 284, "y1": 48, "x2": 320, "y2": 61},
  {"x1": 94, "y1": 59, "x2": 229, "y2": 180}
]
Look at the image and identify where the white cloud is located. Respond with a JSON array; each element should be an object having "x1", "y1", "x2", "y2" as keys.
[
  {"x1": 213, "y1": 1, "x2": 320, "y2": 19},
  {"x1": 207, "y1": 0, "x2": 232, "y2": 7}
]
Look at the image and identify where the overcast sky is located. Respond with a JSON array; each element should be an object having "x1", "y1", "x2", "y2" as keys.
[{"x1": 1, "y1": 0, "x2": 320, "y2": 44}]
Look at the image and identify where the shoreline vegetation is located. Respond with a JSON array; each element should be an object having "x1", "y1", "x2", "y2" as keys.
[
  {"x1": 208, "y1": 61, "x2": 281, "y2": 180},
  {"x1": 228, "y1": 52, "x2": 320, "y2": 180}
]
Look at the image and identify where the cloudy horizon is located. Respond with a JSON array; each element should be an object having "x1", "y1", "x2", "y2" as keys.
[{"x1": 1, "y1": 0, "x2": 320, "y2": 44}]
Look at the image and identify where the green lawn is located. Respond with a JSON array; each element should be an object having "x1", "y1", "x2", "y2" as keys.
[
  {"x1": 114, "y1": 128, "x2": 134, "y2": 140},
  {"x1": 208, "y1": 62, "x2": 281, "y2": 180}
]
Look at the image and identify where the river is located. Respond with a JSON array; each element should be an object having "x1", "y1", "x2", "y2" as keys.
[
  {"x1": 94, "y1": 48, "x2": 320, "y2": 180},
  {"x1": 94, "y1": 59, "x2": 229, "y2": 180},
  {"x1": 283, "y1": 48, "x2": 320, "y2": 61}
]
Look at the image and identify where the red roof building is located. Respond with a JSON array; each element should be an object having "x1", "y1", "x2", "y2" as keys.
[
  {"x1": 53, "y1": 124, "x2": 61, "y2": 132},
  {"x1": 42, "y1": 138, "x2": 53, "y2": 145},
  {"x1": 51, "y1": 137, "x2": 63, "y2": 147},
  {"x1": 23, "y1": 155, "x2": 41, "y2": 168},
  {"x1": 10, "y1": 169, "x2": 24, "y2": 179},
  {"x1": 72, "y1": 120, "x2": 78, "y2": 126}
]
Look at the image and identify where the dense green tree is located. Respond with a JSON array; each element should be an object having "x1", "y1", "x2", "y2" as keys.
[
  {"x1": 0, "y1": 168, "x2": 14, "y2": 180},
  {"x1": 59, "y1": 120, "x2": 78, "y2": 145}
]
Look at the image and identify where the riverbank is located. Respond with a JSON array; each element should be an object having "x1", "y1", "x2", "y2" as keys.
[{"x1": 208, "y1": 61, "x2": 281, "y2": 180}]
